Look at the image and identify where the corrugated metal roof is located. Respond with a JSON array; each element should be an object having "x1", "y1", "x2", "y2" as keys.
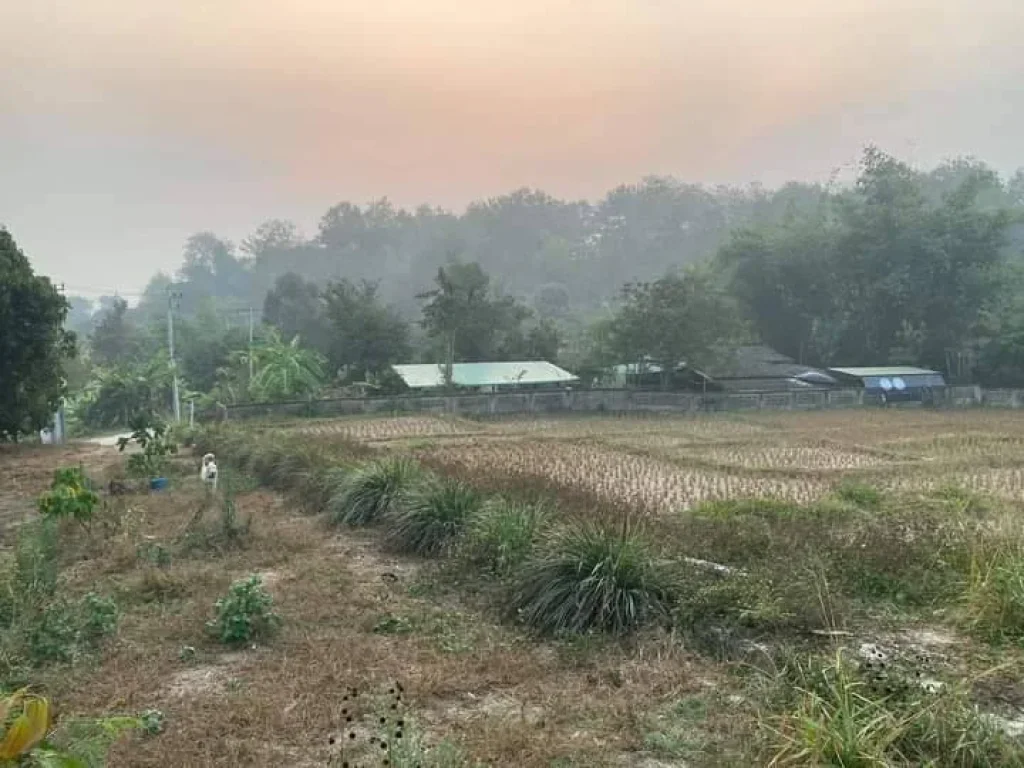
[
  {"x1": 829, "y1": 366, "x2": 940, "y2": 377},
  {"x1": 393, "y1": 361, "x2": 578, "y2": 389}
]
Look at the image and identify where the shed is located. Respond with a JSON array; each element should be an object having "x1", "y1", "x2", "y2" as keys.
[
  {"x1": 391, "y1": 361, "x2": 578, "y2": 392},
  {"x1": 827, "y1": 366, "x2": 946, "y2": 402},
  {"x1": 700, "y1": 345, "x2": 838, "y2": 392},
  {"x1": 604, "y1": 361, "x2": 712, "y2": 390}
]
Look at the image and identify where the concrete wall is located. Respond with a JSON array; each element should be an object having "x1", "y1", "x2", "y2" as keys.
[{"x1": 209, "y1": 386, "x2": 1017, "y2": 422}]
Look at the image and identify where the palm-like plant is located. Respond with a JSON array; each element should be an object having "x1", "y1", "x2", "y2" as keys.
[{"x1": 232, "y1": 328, "x2": 326, "y2": 402}]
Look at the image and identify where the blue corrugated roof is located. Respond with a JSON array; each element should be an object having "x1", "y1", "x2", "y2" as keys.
[{"x1": 392, "y1": 361, "x2": 578, "y2": 389}]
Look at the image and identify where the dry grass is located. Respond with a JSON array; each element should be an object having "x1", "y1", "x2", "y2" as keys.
[
  {"x1": 0, "y1": 446, "x2": 733, "y2": 767},
  {"x1": 8, "y1": 409, "x2": 1024, "y2": 766}
]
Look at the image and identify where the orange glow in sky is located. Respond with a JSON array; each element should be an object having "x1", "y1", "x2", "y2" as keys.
[{"x1": 1, "y1": 0, "x2": 1022, "y2": 290}]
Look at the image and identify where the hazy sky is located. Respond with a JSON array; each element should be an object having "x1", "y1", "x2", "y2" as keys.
[{"x1": 2, "y1": 0, "x2": 1022, "y2": 296}]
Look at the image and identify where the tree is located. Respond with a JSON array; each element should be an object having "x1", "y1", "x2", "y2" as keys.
[
  {"x1": 600, "y1": 266, "x2": 746, "y2": 387},
  {"x1": 322, "y1": 279, "x2": 410, "y2": 381},
  {"x1": 90, "y1": 297, "x2": 145, "y2": 366},
  {"x1": 177, "y1": 300, "x2": 249, "y2": 392},
  {"x1": 178, "y1": 232, "x2": 250, "y2": 307},
  {"x1": 723, "y1": 148, "x2": 1011, "y2": 369},
  {"x1": 262, "y1": 273, "x2": 329, "y2": 356},
  {"x1": 241, "y1": 219, "x2": 301, "y2": 258},
  {"x1": 0, "y1": 230, "x2": 75, "y2": 440},
  {"x1": 418, "y1": 262, "x2": 534, "y2": 382}
]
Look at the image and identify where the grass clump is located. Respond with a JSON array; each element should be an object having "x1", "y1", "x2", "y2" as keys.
[
  {"x1": 509, "y1": 522, "x2": 672, "y2": 635},
  {"x1": 385, "y1": 477, "x2": 481, "y2": 556},
  {"x1": 691, "y1": 497, "x2": 815, "y2": 520},
  {"x1": 461, "y1": 497, "x2": 550, "y2": 575},
  {"x1": 762, "y1": 649, "x2": 1020, "y2": 767},
  {"x1": 297, "y1": 465, "x2": 349, "y2": 513},
  {"x1": 329, "y1": 457, "x2": 422, "y2": 526},
  {"x1": 207, "y1": 574, "x2": 280, "y2": 646},
  {"x1": 834, "y1": 480, "x2": 883, "y2": 509},
  {"x1": 179, "y1": 478, "x2": 251, "y2": 554},
  {"x1": 960, "y1": 542, "x2": 1024, "y2": 643}
]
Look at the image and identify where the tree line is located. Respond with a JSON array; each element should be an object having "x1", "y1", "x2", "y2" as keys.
[{"x1": 5, "y1": 148, "x2": 1024, "y2": 438}]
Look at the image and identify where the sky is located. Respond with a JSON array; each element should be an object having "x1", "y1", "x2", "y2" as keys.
[{"x1": 2, "y1": 0, "x2": 1023, "y2": 297}]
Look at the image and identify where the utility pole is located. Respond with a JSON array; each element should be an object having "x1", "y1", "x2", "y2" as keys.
[
  {"x1": 167, "y1": 288, "x2": 182, "y2": 423},
  {"x1": 248, "y1": 306, "x2": 255, "y2": 383}
]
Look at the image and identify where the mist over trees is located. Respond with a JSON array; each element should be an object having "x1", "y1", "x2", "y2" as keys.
[{"x1": 41, "y1": 147, "x2": 1024, "y2": 425}]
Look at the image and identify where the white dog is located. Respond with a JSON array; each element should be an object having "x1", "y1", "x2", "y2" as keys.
[{"x1": 200, "y1": 453, "x2": 218, "y2": 491}]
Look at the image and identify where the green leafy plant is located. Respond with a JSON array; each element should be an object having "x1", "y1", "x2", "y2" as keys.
[
  {"x1": 384, "y1": 477, "x2": 480, "y2": 556},
  {"x1": 509, "y1": 522, "x2": 672, "y2": 635},
  {"x1": 26, "y1": 601, "x2": 79, "y2": 664},
  {"x1": 78, "y1": 593, "x2": 119, "y2": 645},
  {"x1": 25, "y1": 593, "x2": 119, "y2": 664},
  {"x1": 44, "y1": 711, "x2": 151, "y2": 766},
  {"x1": 117, "y1": 413, "x2": 177, "y2": 479},
  {"x1": 328, "y1": 458, "x2": 421, "y2": 526},
  {"x1": 207, "y1": 575, "x2": 280, "y2": 645},
  {"x1": 36, "y1": 467, "x2": 99, "y2": 523}
]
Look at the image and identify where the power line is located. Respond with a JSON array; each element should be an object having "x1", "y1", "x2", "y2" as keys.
[{"x1": 60, "y1": 286, "x2": 148, "y2": 297}]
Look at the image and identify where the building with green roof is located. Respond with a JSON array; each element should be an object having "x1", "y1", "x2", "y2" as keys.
[{"x1": 391, "y1": 361, "x2": 578, "y2": 392}]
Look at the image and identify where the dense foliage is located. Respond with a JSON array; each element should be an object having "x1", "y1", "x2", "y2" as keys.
[
  {"x1": 28, "y1": 148, "x2": 1024, "y2": 425},
  {"x1": 0, "y1": 230, "x2": 75, "y2": 440}
]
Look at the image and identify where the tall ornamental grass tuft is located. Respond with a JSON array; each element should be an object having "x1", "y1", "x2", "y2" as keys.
[
  {"x1": 384, "y1": 477, "x2": 481, "y2": 556},
  {"x1": 508, "y1": 522, "x2": 672, "y2": 635},
  {"x1": 328, "y1": 457, "x2": 422, "y2": 526}
]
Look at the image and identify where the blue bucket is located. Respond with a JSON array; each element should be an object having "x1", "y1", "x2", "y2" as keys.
[{"x1": 149, "y1": 477, "x2": 169, "y2": 491}]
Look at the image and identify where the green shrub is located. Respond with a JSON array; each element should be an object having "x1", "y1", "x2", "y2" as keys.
[
  {"x1": 49, "y1": 711, "x2": 153, "y2": 764},
  {"x1": 509, "y1": 523, "x2": 672, "y2": 635},
  {"x1": 25, "y1": 592, "x2": 119, "y2": 664},
  {"x1": 117, "y1": 415, "x2": 177, "y2": 478},
  {"x1": 27, "y1": 600, "x2": 79, "y2": 663},
  {"x1": 461, "y1": 497, "x2": 550, "y2": 575},
  {"x1": 384, "y1": 477, "x2": 480, "y2": 556},
  {"x1": 37, "y1": 467, "x2": 99, "y2": 522},
  {"x1": 329, "y1": 458, "x2": 421, "y2": 526},
  {"x1": 834, "y1": 480, "x2": 883, "y2": 509},
  {"x1": 137, "y1": 540, "x2": 172, "y2": 568},
  {"x1": 207, "y1": 575, "x2": 280, "y2": 645},
  {"x1": 79, "y1": 592, "x2": 119, "y2": 643}
]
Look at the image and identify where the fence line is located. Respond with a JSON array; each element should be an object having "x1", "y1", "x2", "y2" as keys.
[{"x1": 199, "y1": 384, "x2": 1024, "y2": 423}]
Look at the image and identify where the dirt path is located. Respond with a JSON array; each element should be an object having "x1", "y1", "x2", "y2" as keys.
[{"x1": 0, "y1": 442, "x2": 116, "y2": 545}]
